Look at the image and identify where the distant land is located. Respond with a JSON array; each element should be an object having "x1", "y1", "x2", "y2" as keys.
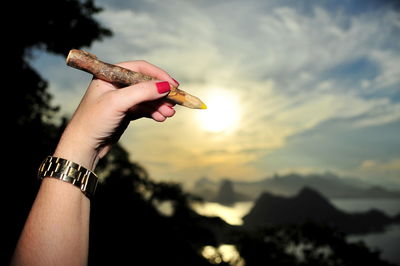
[
  {"x1": 213, "y1": 179, "x2": 250, "y2": 205},
  {"x1": 242, "y1": 187, "x2": 399, "y2": 234},
  {"x1": 191, "y1": 173, "x2": 400, "y2": 204}
]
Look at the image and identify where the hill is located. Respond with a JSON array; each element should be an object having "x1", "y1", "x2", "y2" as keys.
[
  {"x1": 213, "y1": 179, "x2": 251, "y2": 205},
  {"x1": 242, "y1": 187, "x2": 397, "y2": 234},
  {"x1": 191, "y1": 173, "x2": 400, "y2": 202}
]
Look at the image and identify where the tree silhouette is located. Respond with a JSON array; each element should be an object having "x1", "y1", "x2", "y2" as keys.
[
  {"x1": 2, "y1": 0, "x2": 111, "y2": 264},
  {"x1": 235, "y1": 223, "x2": 396, "y2": 266},
  {"x1": 90, "y1": 144, "x2": 216, "y2": 265}
]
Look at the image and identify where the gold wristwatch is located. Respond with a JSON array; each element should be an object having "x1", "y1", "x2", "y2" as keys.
[{"x1": 38, "y1": 156, "x2": 98, "y2": 199}]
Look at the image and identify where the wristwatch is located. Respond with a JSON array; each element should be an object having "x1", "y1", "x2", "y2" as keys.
[{"x1": 38, "y1": 156, "x2": 98, "y2": 199}]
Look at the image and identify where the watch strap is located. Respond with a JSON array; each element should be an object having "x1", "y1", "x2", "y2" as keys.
[{"x1": 38, "y1": 156, "x2": 98, "y2": 199}]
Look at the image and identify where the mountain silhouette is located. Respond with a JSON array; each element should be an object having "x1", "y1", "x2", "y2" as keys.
[
  {"x1": 242, "y1": 187, "x2": 396, "y2": 234},
  {"x1": 192, "y1": 173, "x2": 400, "y2": 201},
  {"x1": 214, "y1": 179, "x2": 236, "y2": 205},
  {"x1": 213, "y1": 179, "x2": 250, "y2": 205}
]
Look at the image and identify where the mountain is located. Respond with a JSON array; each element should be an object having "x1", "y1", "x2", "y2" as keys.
[
  {"x1": 191, "y1": 173, "x2": 400, "y2": 202},
  {"x1": 242, "y1": 187, "x2": 396, "y2": 234},
  {"x1": 214, "y1": 179, "x2": 236, "y2": 205},
  {"x1": 191, "y1": 177, "x2": 217, "y2": 201},
  {"x1": 213, "y1": 179, "x2": 250, "y2": 205}
]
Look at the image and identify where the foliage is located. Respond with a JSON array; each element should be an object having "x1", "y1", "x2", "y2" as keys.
[
  {"x1": 234, "y1": 223, "x2": 396, "y2": 266},
  {"x1": 90, "y1": 145, "x2": 215, "y2": 265},
  {"x1": 6, "y1": 0, "x2": 111, "y2": 127},
  {"x1": 2, "y1": 0, "x2": 111, "y2": 264}
]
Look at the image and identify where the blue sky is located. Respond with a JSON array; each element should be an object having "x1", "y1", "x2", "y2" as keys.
[{"x1": 31, "y1": 0, "x2": 400, "y2": 188}]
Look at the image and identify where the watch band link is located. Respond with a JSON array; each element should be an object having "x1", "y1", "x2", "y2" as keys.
[{"x1": 38, "y1": 156, "x2": 98, "y2": 199}]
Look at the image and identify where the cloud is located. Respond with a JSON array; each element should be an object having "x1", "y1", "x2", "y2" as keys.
[
  {"x1": 355, "y1": 158, "x2": 400, "y2": 188},
  {"x1": 360, "y1": 159, "x2": 400, "y2": 171},
  {"x1": 29, "y1": 51, "x2": 93, "y2": 116},
  {"x1": 31, "y1": 0, "x2": 400, "y2": 183},
  {"x1": 259, "y1": 119, "x2": 400, "y2": 185}
]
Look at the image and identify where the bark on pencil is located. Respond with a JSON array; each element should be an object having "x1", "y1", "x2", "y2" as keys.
[{"x1": 66, "y1": 49, "x2": 206, "y2": 109}]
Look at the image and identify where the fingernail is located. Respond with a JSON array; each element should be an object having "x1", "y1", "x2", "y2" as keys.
[
  {"x1": 156, "y1": 81, "x2": 171, "y2": 94},
  {"x1": 172, "y1": 78, "x2": 180, "y2": 87}
]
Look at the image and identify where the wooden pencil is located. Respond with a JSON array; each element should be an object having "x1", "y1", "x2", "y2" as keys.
[{"x1": 66, "y1": 49, "x2": 207, "y2": 109}]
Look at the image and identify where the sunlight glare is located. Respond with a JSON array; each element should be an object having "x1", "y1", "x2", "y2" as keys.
[{"x1": 197, "y1": 90, "x2": 241, "y2": 133}]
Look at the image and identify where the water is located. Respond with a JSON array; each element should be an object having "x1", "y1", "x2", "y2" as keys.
[
  {"x1": 191, "y1": 201, "x2": 254, "y2": 225},
  {"x1": 331, "y1": 198, "x2": 400, "y2": 265},
  {"x1": 348, "y1": 225, "x2": 400, "y2": 265},
  {"x1": 191, "y1": 199, "x2": 400, "y2": 265},
  {"x1": 202, "y1": 245, "x2": 245, "y2": 266},
  {"x1": 331, "y1": 198, "x2": 400, "y2": 216}
]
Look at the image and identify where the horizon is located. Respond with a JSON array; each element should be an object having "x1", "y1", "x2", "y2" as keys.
[
  {"x1": 191, "y1": 170, "x2": 400, "y2": 193},
  {"x1": 30, "y1": 0, "x2": 400, "y2": 189}
]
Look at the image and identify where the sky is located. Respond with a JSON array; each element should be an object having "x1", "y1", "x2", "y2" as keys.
[{"x1": 31, "y1": 0, "x2": 400, "y2": 188}]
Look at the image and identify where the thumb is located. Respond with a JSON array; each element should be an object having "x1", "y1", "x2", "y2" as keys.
[{"x1": 114, "y1": 80, "x2": 171, "y2": 111}]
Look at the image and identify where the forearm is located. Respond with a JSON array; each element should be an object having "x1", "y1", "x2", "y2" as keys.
[
  {"x1": 11, "y1": 59, "x2": 177, "y2": 266},
  {"x1": 11, "y1": 179, "x2": 90, "y2": 266},
  {"x1": 11, "y1": 139, "x2": 96, "y2": 266}
]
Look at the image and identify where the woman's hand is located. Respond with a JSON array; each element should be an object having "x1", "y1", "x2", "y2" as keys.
[{"x1": 54, "y1": 60, "x2": 178, "y2": 170}]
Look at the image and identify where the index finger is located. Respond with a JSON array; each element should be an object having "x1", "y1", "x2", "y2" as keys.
[{"x1": 116, "y1": 60, "x2": 179, "y2": 87}]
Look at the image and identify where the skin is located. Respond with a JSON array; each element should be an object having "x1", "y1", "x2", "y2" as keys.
[{"x1": 11, "y1": 60, "x2": 178, "y2": 266}]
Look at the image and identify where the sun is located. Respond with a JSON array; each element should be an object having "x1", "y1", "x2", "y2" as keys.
[{"x1": 197, "y1": 90, "x2": 241, "y2": 133}]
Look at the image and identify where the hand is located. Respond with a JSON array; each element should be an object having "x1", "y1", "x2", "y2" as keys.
[{"x1": 53, "y1": 60, "x2": 178, "y2": 170}]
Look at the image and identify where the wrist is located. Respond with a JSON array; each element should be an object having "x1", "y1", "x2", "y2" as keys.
[{"x1": 54, "y1": 135, "x2": 100, "y2": 171}]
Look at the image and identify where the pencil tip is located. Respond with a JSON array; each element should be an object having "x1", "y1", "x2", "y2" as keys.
[{"x1": 178, "y1": 92, "x2": 207, "y2": 109}]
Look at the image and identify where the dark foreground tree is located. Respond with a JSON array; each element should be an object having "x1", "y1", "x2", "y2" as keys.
[
  {"x1": 90, "y1": 145, "x2": 216, "y2": 265},
  {"x1": 1, "y1": 0, "x2": 110, "y2": 263},
  {"x1": 234, "y1": 223, "x2": 396, "y2": 266}
]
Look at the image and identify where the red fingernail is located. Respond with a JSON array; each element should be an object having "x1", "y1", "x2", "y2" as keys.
[
  {"x1": 156, "y1": 81, "x2": 171, "y2": 94},
  {"x1": 172, "y1": 78, "x2": 180, "y2": 87}
]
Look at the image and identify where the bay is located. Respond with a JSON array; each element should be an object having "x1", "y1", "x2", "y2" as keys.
[
  {"x1": 191, "y1": 201, "x2": 254, "y2": 226},
  {"x1": 331, "y1": 198, "x2": 400, "y2": 216},
  {"x1": 331, "y1": 198, "x2": 400, "y2": 265},
  {"x1": 348, "y1": 224, "x2": 400, "y2": 265},
  {"x1": 191, "y1": 198, "x2": 400, "y2": 265}
]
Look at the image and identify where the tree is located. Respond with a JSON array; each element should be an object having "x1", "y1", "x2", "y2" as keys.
[
  {"x1": 235, "y1": 223, "x2": 396, "y2": 266},
  {"x1": 1, "y1": 0, "x2": 111, "y2": 264},
  {"x1": 90, "y1": 144, "x2": 215, "y2": 265},
  {"x1": 6, "y1": 0, "x2": 111, "y2": 127}
]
